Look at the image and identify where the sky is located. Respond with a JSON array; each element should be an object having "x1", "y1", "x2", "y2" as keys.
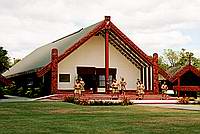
[{"x1": 0, "y1": 0, "x2": 200, "y2": 60}]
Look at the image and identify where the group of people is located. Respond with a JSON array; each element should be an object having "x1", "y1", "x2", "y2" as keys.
[
  {"x1": 111, "y1": 77, "x2": 127, "y2": 97},
  {"x1": 74, "y1": 78, "x2": 85, "y2": 97},
  {"x1": 74, "y1": 77, "x2": 169, "y2": 100},
  {"x1": 136, "y1": 79, "x2": 145, "y2": 100}
]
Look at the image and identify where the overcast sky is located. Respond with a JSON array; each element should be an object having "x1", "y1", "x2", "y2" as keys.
[{"x1": 0, "y1": 0, "x2": 200, "y2": 60}]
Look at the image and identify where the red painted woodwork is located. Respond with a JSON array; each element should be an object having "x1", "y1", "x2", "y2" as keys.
[
  {"x1": 109, "y1": 22, "x2": 152, "y2": 65},
  {"x1": 0, "y1": 74, "x2": 12, "y2": 86},
  {"x1": 173, "y1": 86, "x2": 200, "y2": 91},
  {"x1": 105, "y1": 16, "x2": 111, "y2": 21},
  {"x1": 177, "y1": 77, "x2": 180, "y2": 97},
  {"x1": 153, "y1": 53, "x2": 159, "y2": 95},
  {"x1": 37, "y1": 16, "x2": 154, "y2": 78},
  {"x1": 51, "y1": 48, "x2": 58, "y2": 94},
  {"x1": 36, "y1": 64, "x2": 51, "y2": 77},
  {"x1": 105, "y1": 29, "x2": 109, "y2": 92},
  {"x1": 158, "y1": 67, "x2": 171, "y2": 80},
  {"x1": 170, "y1": 64, "x2": 200, "y2": 82},
  {"x1": 36, "y1": 20, "x2": 107, "y2": 77}
]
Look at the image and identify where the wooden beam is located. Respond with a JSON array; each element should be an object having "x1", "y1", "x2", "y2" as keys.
[{"x1": 105, "y1": 29, "x2": 110, "y2": 93}]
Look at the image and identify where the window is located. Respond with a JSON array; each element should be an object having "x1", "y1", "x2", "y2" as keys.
[
  {"x1": 98, "y1": 75, "x2": 105, "y2": 87},
  {"x1": 98, "y1": 75, "x2": 113, "y2": 87},
  {"x1": 59, "y1": 74, "x2": 70, "y2": 82}
]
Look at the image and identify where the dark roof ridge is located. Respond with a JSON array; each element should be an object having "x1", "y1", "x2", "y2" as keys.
[{"x1": 51, "y1": 28, "x2": 83, "y2": 43}]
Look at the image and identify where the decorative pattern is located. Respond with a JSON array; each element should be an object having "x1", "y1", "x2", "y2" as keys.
[
  {"x1": 51, "y1": 48, "x2": 58, "y2": 94},
  {"x1": 173, "y1": 86, "x2": 200, "y2": 91},
  {"x1": 109, "y1": 22, "x2": 153, "y2": 66},
  {"x1": 153, "y1": 53, "x2": 159, "y2": 94},
  {"x1": 105, "y1": 28, "x2": 110, "y2": 92}
]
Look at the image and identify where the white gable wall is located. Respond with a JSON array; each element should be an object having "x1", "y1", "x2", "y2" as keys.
[{"x1": 58, "y1": 36, "x2": 140, "y2": 90}]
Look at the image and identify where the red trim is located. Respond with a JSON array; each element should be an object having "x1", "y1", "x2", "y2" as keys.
[
  {"x1": 105, "y1": 29, "x2": 109, "y2": 92},
  {"x1": 51, "y1": 48, "x2": 58, "y2": 94},
  {"x1": 58, "y1": 21, "x2": 106, "y2": 63},
  {"x1": 170, "y1": 65, "x2": 200, "y2": 82},
  {"x1": 153, "y1": 53, "x2": 159, "y2": 94},
  {"x1": 37, "y1": 17, "x2": 153, "y2": 79},
  {"x1": 36, "y1": 21, "x2": 107, "y2": 77},
  {"x1": 0, "y1": 74, "x2": 12, "y2": 86},
  {"x1": 158, "y1": 67, "x2": 171, "y2": 80},
  {"x1": 174, "y1": 86, "x2": 200, "y2": 91},
  {"x1": 109, "y1": 22, "x2": 152, "y2": 65},
  {"x1": 36, "y1": 64, "x2": 51, "y2": 77},
  {"x1": 177, "y1": 77, "x2": 180, "y2": 97}
]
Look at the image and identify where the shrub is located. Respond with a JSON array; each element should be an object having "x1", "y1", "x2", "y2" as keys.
[
  {"x1": 63, "y1": 96, "x2": 76, "y2": 103},
  {"x1": 121, "y1": 97, "x2": 130, "y2": 106},
  {"x1": 178, "y1": 97, "x2": 189, "y2": 104}
]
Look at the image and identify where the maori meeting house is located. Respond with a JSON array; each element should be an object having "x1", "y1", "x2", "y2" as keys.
[{"x1": 2, "y1": 16, "x2": 200, "y2": 99}]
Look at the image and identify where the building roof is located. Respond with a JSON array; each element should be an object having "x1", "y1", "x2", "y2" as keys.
[
  {"x1": 169, "y1": 64, "x2": 200, "y2": 82},
  {"x1": 3, "y1": 16, "x2": 153, "y2": 78},
  {"x1": 3, "y1": 21, "x2": 104, "y2": 78}
]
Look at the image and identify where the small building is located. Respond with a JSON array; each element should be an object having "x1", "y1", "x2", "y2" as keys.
[
  {"x1": 3, "y1": 16, "x2": 161, "y2": 96},
  {"x1": 169, "y1": 64, "x2": 200, "y2": 97}
]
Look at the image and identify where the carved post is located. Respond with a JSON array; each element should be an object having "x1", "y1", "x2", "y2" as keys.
[
  {"x1": 153, "y1": 53, "x2": 159, "y2": 95},
  {"x1": 105, "y1": 16, "x2": 110, "y2": 93},
  {"x1": 51, "y1": 48, "x2": 58, "y2": 94},
  {"x1": 178, "y1": 77, "x2": 180, "y2": 97}
]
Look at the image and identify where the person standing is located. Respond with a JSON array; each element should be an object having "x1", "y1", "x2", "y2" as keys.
[
  {"x1": 111, "y1": 79, "x2": 119, "y2": 98},
  {"x1": 161, "y1": 81, "x2": 168, "y2": 100},
  {"x1": 80, "y1": 78, "x2": 85, "y2": 95},
  {"x1": 120, "y1": 77, "x2": 127, "y2": 95},
  {"x1": 136, "y1": 79, "x2": 140, "y2": 100},
  {"x1": 139, "y1": 81, "x2": 145, "y2": 100},
  {"x1": 74, "y1": 79, "x2": 82, "y2": 97}
]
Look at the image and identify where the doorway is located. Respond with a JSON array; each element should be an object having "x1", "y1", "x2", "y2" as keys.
[{"x1": 77, "y1": 67, "x2": 117, "y2": 93}]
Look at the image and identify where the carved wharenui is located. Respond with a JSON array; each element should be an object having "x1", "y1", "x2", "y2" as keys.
[{"x1": 3, "y1": 16, "x2": 164, "y2": 96}]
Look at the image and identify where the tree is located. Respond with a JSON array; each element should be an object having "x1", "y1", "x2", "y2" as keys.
[
  {"x1": 0, "y1": 47, "x2": 10, "y2": 74},
  {"x1": 159, "y1": 48, "x2": 200, "y2": 70},
  {"x1": 12, "y1": 58, "x2": 21, "y2": 66},
  {"x1": 158, "y1": 56, "x2": 170, "y2": 70},
  {"x1": 163, "y1": 49, "x2": 179, "y2": 67}
]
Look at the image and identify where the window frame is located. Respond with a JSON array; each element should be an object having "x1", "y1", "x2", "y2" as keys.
[{"x1": 59, "y1": 74, "x2": 70, "y2": 82}]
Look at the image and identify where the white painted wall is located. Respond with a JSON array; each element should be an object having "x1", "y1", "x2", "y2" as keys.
[{"x1": 58, "y1": 36, "x2": 140, "y2": 90}]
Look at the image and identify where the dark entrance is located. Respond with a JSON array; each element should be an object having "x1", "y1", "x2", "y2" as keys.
[
  {"x1": 77, "y1": 67, "x2": 117, "y2": 93},
  {"x1": 77, "y1": 67, "x2": 97, "y2": 92}
]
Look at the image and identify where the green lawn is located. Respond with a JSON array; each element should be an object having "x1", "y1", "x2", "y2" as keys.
[{"x1": 0, "y1": 102, "x2": 200, "y2": 134}]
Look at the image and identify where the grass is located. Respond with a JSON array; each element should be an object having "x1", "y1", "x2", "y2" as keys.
[{"x1": 0, "y1": 102, "x2": 200, "y2": 134}]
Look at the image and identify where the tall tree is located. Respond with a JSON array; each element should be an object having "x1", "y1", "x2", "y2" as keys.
[
  {"x1": 0, "y1": 47, "x2": 10, "y2": 73},
  {"x1": 163, "y1": 49, "x2": 179, "y2": 67},
  {"x1": 158, "y1": 56, "x2": 170, "y2": 70}
]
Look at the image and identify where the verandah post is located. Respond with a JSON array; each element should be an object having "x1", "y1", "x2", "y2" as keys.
[
  {"x1": 178, "y1": 77, "x2": 180, "y2": 97},
  {"x1": 153, "y1": 53, "x2": 159, "y2": 95},
  {"x1": 105, "y1": 16, "x2": 110, "y2": 93},
  {"x1": 51, "y1": 48, "x2": 58, "y2": 94}
]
